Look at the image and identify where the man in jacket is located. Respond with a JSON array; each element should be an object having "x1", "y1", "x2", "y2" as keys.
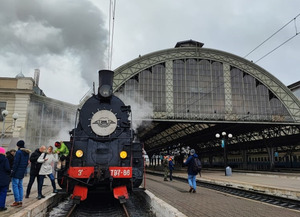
[
  {"x1": 25, "y1": 145, "x2": 46, "y2": 198},
  {"x1": 163, "y1": 155, "x2": 169, "y2": 181},
  {"x1": 10, "y1": 140, "x2": 31, "y2": 208},
  {"x1": 0, "y1": 147, "x2": 10, "y2": 211},
  {"x1": 169, "y1": 157, "x2": 174, "y2": 181},
  {"x1": 184, "y1": 149, "x2": 199, "y2": 193}
]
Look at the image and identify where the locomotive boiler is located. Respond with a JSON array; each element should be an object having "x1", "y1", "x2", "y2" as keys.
[{"x1": 57, "y1": 70, "x2": 144, "y2": 203}]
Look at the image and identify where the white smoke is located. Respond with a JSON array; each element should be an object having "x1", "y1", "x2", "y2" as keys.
[
  {"x1": 116, "y1": 92, "x2": 153, "y2": 131},
  {"x1": 46, "y1": 125, "x2": 74, "y2": 148},
  {"x1": 23, "y1": 103, "x2": 76, "y2": 150},
  {"x1": 0, "y1": 0, "x2": 108, "y2": 104}
]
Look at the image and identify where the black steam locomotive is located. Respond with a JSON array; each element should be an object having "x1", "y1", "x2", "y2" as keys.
[{"x1": 57, "y1": 70, "x2": 144, "y2": 203}]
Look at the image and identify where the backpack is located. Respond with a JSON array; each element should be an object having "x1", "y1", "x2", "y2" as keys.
[
  {"x1": 35, "y1": 153, "x2": 47, "y2": 172},
  {"x1": 192, "y1": 157, "x2": 202, "y2": 173},
  {"x1": 163, "y1": 158, "x2": 168, "y2": 167}
]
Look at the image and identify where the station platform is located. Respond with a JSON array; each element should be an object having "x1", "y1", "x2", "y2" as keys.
[
  {"x1": 1, "y1": 175, "x2": 62, "y2": 217},
  {"x1": 145, "y1": 168, "x2": 300, "y2": 217},
  {"x1": 2, "y1": 169, "x2": 300, "y2": 217}
]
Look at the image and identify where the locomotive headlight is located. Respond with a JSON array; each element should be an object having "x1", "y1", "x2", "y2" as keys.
[
  {"x1": 99, "y1": 84, "x2": 113, "y2": 98},
  {"x1": 76, "y1": 150, "x2": 84, "y2": 158},
  {"x1": 120, "y1": 151, "x2": 127, "y2": 159}
]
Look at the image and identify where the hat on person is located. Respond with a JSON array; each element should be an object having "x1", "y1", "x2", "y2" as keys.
[
  {"x1": 190, "y1": 149, "x2": 195, "y2": 155},
  {"x1": 55, "y1": 141, "x2": 61, "y2": 147},
  {"x1": 0, "y1": 147, "x2": 6, "y2": 155},
  {"x1": 17, "y1": 140, "x2": 25, "y2": 148}
]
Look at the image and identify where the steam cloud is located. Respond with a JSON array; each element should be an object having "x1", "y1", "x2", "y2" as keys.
[
  {"x1": 117, "y1": 92, "x2": 154, "y2": 131},
  {"x1": 0, "y1": 0, "x2": 108, "y2": 103}
]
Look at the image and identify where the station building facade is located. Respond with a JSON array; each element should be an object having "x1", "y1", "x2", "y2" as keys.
[
  {"x1": 288, "y1": 81, "x2": 300, "y2": 99},
  {"x1": 113, "y1": 40, "x2": 300, "y2": 170},
  {"x1": 0, "y1": 71, "x2": 77, "y2": 150},
  {"x1": 1, "y1": 40, "x2": 300, "y2": 171}
]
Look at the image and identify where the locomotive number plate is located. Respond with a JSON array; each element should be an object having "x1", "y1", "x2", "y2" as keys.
[{"x1": 109, "y1": 167, "x2": 132, "y2": 178}]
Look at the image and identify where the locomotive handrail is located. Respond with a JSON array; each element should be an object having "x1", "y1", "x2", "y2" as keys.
[{"x1": 64, "y1": 174, "x2": 94, "y2": 187}]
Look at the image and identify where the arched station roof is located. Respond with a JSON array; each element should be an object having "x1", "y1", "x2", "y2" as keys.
[{"x1": 113, "y1": 40, "x2": 300, "y2": 155}]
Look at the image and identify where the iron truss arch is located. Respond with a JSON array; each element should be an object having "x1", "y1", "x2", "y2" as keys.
[
  {"x1": 113, "y1": 44, "x2": 300, "y2": 154},
  {"x1": 114, "y1": 46, "x2": 300, "y2": 122}
]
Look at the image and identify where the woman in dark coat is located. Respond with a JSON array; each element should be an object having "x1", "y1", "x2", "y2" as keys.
[
  {"x1": 5, "y1": 149, "x2": 16, "y2": 192},
  {"x1": 0, "y1": 147, "x2": 11, "y2": 211},
  {"x1": 6, "y1": 149, "x2": 16, "y2": 169}
]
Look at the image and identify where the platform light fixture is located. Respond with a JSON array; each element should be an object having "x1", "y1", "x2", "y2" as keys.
[
  {"x1": 215, "y1": 131, "x2": 233, "y2": 176},
  {"x1": 1, "y1": 110, "x2": 9, "y2": 145}
]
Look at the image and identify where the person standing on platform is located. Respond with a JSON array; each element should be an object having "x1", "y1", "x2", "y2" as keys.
[
  {"x1": 10, "y1": 140, "x2": 31, "y2": 208},
  {"x1": 184, "y1": 149, "x2": 198, "y2": 193},
  {"x1": 169, "y1": 157, "x2": 174, "y2": 181},
  {"x1": 6, "y1": 149, "x2": 16, "y2": 193},
  {"x1": 25, "y1": 145, "x2": 46, "y2": 198},
  {"x1": 54, "y1": 141, "x2": 69, "y2": 171},
  {"x1": 163, "y1": 155, "x2": 169, "y2": 181},
  {"x1": 37, "y1": 146, "x2": 58, "y2": 200},
  {"x1": 0, "y1": 147, "x2": 10, "y2": 211}
]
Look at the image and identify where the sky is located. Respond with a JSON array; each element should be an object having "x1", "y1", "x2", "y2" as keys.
[{"x1": 0, "y1": 0, "x2": 299, "y2": 104}]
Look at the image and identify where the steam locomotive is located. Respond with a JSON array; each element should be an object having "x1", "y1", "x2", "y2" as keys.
[{"x1": 57, "y1": 70, "x2": 144, "y2": 203}]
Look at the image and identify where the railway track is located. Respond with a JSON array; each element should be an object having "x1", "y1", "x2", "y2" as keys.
[
  {"x1": 200, "y1": 181, "x2": 300, "y2": 210},
  {"x1": 49, "y1": 191, "x2": 154, "y2": 217},
  {"x1": 65, "y1": 204, "x2": 77, "y2": 217},
  {"x1": 147, "y1": 171, "x2": 300, "y2": 211}
]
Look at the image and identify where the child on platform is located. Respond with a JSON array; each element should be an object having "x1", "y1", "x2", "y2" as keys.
[{"x1": 54, "y1": 141, "x2": 69, "y2": 171}]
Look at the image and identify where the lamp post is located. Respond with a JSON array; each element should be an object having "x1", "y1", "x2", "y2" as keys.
[
  {"x1": 1, "y1": 111, "x2": 19, "y2": 146},
  {"x1": 215, "y1": 132, "x2": 232, "y2": 175},
  {"x1": 12, "y1": 113, "x2": 19, "y2": 128},
  {"x1": 1, "y1": 110, "x2": 9, "y2": 145}
]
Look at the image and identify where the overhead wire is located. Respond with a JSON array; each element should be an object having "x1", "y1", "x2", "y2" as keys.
[
  {"x1": 175, "y1": 14, "x2": 300, "y2": 114},
  {"x1": 107, "y1": 0, "x2": 117, "y2": 70},
  {"x1": 244, "y1": 13, "x2": 300, "y2": 59},
  {"x1": 255, "y1": 32, "x2": 299, "y2": 63},
  {"x1": 107, "y1": 0, "x2": 112, "y2": 69},
  {"x1": 110, "y1": 0, "x2": 117, "y2": 70}
]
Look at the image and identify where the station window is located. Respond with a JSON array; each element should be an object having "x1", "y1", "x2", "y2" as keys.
[
  {"x1": 285, "y1": 156, "x2": 289, "y2": 162},
  {"x1": 0, "y1": 102, "x2": 7, "y2": 121},
  {"x1": 293, "y1": 156, "x2": 297, "y2": 162}
]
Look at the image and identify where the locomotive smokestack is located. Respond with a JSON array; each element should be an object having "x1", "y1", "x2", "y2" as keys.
[{"x1": 98, "y1": 70, "x2": 114, "y2": 98}]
